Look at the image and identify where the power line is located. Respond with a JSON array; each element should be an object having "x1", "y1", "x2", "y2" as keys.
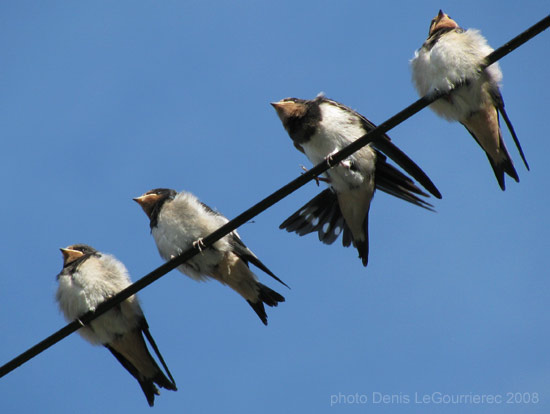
[{"x1": 1, "y1": 14, "x2": 548, "y2": 379}]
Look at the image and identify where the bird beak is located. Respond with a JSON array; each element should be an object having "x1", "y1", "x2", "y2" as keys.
[
  {"x1": 270, "y1": 101, "x2": 283, "y2": 112},
  {"x1": 429, "y1": 10, "x2": 458, "y2": 36},
  {"x1": 60, "y1": 247, "x2": 84, "y2": 266},
  {"x1": 271, "y1": 101, "x2": 287, "y2": 122},
  {"x1": 133, "y1": 193, "x2": 162, "y2": 217},
  {"x1": 271, "y1": 100, "x2": 302, "y2": 122}
]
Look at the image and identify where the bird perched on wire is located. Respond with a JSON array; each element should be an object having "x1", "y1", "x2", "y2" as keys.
[
  {"x1": 134, "y1": 188, "x2": 287, "y2": 325},
  {"x1": 410, "y1": 10, "x2": 529, "y2": 190},
  {"x1": 272, "y1": 93, "x2": 442, "y2": 267},
  {"x1": 56, "y1": 244, "x2": 177, "y2": 407}
]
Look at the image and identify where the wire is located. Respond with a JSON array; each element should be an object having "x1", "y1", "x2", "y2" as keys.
[{"x1": 1, "y1": 14, "x2": 548, "y2": 379}]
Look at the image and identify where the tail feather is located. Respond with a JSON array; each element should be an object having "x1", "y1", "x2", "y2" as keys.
[
  {"x1": 462, "y1": 122, "x2": 519, "y2": 191},
  {"x1": 351, "y1": 213, "x2": 369, "y2": 267},
  {"x1": 279, "y1": 189, "x2": 346, "y2": 245},
  {"x1": 354, "y1": 238, "x2": 369, "y2": 267},
  {"x1": 141, "y1": 324, "x2": 177, "y2": 391},
  {"x1": 105, "y1": 324, "x2": 176, "y2": 407},
  {"x1": 486, "y1": 152, "x2": 519, "y2": 191},
  {"x1": 247, "y1": 283, "x2": 285, "y2": 325},
  {"x1": 105, "y1": 345, "x2": 160, "y2": 407},
  {"x1": 138, "y1": 378, "x2": 161, "y2": 408}
]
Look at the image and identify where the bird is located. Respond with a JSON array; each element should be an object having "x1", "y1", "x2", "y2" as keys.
[
  {"x1": 133, "y1": 188, "x2": 287, "y2": 325},
  {"x1": 56, "y1": 244, "x2": 177, "y2": 407},
  {"x1": 272, "y1": 93, "x2": 442, "y2": 267},
  {"x1": 410, "y1": 10, "x2": 529, "y2": 190}
]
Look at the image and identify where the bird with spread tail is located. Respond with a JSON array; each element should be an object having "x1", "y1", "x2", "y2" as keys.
[
  {"x1": 56, "y1": 244, "x2": 177, "y2": 407},
  {"x1": 272, "y1": 93, "x2": 442, "y2": 267},
  {"x1": 410, "y1": 10, "x2": 529, "y2": 190}
]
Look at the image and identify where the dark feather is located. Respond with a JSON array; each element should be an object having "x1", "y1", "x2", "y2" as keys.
[
  {"x1": 103, "y1": 320, "x2": 176, "y2": 407},
  {"x1": 370, "y1": 136, "x2": 442, "y2": 199},
  {"x1": 374, "y1": 151, "x2": 435, "y2": 211},
  {"x1": 490, "y1": 88, "x2": 530, "y2": 171},
  {"x1": 247, "y1": 284, "x2": 285, "y2": 326},
  {"x1": 229, "y1": 233, "x2": 289, "y2": 289},
  {"x1": 148, "y1": 189, "x2": 177, "y2": 230},
  {"x1": 199, "y1": 201, "x2": 223, "y2": 217},
  {"x1": 140, "y1": 318, "x2": 177, "y2": 391},
  {"x1": 354, "y1": 233, "x2": 369, "y2": 267},
  {"x1": 461, "y1": 122, "x2": 519, "y2": 190},
  {"x1": 105, "y1": 344, "x2": 159, "y2": 407},
  {"x1": 279, "y1": 189, "x2": 348, "y2": 245},
  {"x1": 321, "y1": 97, "x2": 441, "y2": 199}
]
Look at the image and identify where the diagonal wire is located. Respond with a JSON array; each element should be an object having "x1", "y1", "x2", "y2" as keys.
[{"x1": 1, "y1": 14, "x2": 549, "y2": 379}]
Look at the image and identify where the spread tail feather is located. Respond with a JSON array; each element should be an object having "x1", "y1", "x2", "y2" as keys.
[{"x1": 279, "y1": 189, "x2": 347, "y2": 245}]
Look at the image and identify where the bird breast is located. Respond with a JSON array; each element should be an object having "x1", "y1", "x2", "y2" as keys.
[{"x1": 412, "y1": 29, "x2": 502, "y2": 122}]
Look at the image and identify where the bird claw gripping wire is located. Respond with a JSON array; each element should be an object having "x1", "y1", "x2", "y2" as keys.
[
  {"x1": 193, "y1": 238, "x2": 206, "y2": 253},
  {"x1": 300, "y1": 165, "x2": 330, "y2": 186},
  {"x1": 325, "y1": 151, "x2": 352, "y2": 170}
]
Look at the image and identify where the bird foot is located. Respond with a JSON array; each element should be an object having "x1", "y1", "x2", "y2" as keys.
[
  {"x1": 193, "y1": 238, "x2": 206, "y2": 253},
  {"x1": 325, "y1": 151, "x2": 351, "y2": 169},
  {"x1": 300, "y1": 165, "x2": 330, "y2": 186}
]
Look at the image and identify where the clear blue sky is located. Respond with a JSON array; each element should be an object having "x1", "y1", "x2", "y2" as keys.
[{"x1": 1, "y1": 1, "x2": 549, "y2": 413}]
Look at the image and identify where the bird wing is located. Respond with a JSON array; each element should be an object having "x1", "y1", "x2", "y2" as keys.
[
  {"x1": 489, "y1": 87, "x2": 529, "y2": 170},
  {"x1": 228, "y1": 233, "x2": 289, "y2": 288},
  {"x1": 140, "y1": 317, "x2": 177, "y2": 390},
  {"x1": 374, "y1": 151, "x2": 435, "y2": 211},
  {"x1": 325, "y1": 98, "x2": 442, "y2": 199}
]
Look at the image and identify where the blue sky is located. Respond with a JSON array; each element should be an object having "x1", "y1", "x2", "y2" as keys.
[{"x1": 1, "y1": 1, "x2": 549, "y2": 413}]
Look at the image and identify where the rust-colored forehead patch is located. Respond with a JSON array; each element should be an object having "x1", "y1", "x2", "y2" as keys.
[{"x1": 271, "y1": 100, "x2": 307, "y2": 120}]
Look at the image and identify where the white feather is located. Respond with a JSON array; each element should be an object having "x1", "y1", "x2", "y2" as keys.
[
  {"x1": 302, "y1": 101, "x2": 376, "y2": 193},
  {"x1": 152, "y1": 191, "x2": 232, "y2": 281},
  {"x1": 411, "y1": 29, "x2": 502, "y2": 121},
  {"x1": 56, "y1": 253, "x2": 142, "y2": 345}
]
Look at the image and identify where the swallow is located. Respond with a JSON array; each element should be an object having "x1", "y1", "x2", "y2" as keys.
[
  {"x1": 133, "y1": 188, "x2": 287, "y2": 325},
  {"x1": 272, "y1": 93, "x2": 442, "y2": 266},
  {"x1": 56, "y1": 244, "x2": 177, "y2": 407},
  {"x1": 410, "y1": 10, "x2": 529, "y2": 190}
]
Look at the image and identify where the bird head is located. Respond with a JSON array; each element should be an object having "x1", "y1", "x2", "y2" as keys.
[{"x1": 428, "y1": 10, "x2": 459, "y2": 36}]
